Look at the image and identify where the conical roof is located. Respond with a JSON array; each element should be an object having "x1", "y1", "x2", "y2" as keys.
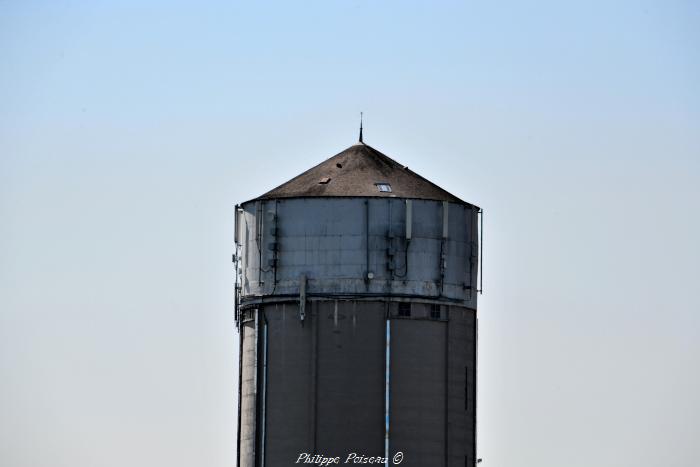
[{"x1": 253, "y1": 142, "x2": 470, "y2": 205}]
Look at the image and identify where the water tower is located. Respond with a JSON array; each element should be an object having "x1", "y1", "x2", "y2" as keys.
[{"x1": 233, "y1": 129, "x2": 482, "y2": 467}]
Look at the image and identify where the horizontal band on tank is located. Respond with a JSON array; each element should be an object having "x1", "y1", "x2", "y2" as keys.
[
  {"x1": 239, "y1": 292, "x2": 477, "y2": 310},
  {"x1": 241, "y1": 194, "x2": 478, "y2": 210}
]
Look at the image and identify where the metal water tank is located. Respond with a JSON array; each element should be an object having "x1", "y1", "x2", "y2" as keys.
[{"x1": 234, "y1": 138, "x2": 482, "y2": 467}]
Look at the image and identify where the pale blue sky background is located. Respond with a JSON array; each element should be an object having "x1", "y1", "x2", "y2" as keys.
[{"x1": 1, "y1": 1, "x2": 698, "y2": 466}]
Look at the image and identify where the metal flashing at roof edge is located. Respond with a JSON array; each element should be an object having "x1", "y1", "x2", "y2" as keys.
[{"x1": 250, "y1": 143, "x2": 474, "y2": 206}]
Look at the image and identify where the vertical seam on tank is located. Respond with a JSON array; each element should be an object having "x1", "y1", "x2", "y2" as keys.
[
  {"x1": 445, "y1": 308, "x2": 449, "y2": 467},
  {"x1": 257, "y1": 201, "x2": 263, "y2": 285},
  {"x1": 384, "y1": 301, "x2": 391, "y2": 467},
  {"x1": 440, "y1": 201, "x2": 449, "y2": 297},
  {"x1": 260, "y1": 309, "x2": 269, "y2": 467},
  {"x1": 311, "y1": 301, "x2": 318, "y2": 452},
  {"x1": 467, "y1": 205, "x2": 473, "y2": 303},
  {"x1": 271, "y1": 200, "x2": 278, "y2": 295},
  {"x1": 478, "y1": 208, "x2": 484, "y2": 295},
  {"x1": 253, "y1": 311, "x2": 259, "y2": 465},
  {"x1": 236, "y1": 315, "x2": 243, "y2": 467},
  {"x1": 365, "y1": 200, "x2": 370, "y2": 291},
  {"x1": 474, "y1": 313, "x2": 478, "y2": 465},
  {"x1": 388, "y1": 199, "x2": 393, "y2": 289}
]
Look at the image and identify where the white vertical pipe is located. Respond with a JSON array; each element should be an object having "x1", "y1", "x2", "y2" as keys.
[
  {"x1": 405, "y1": 200, "x2": 412, "y2": 240},
  {"x1": 442, "y1": 201, "x2": 449, "y2": 239},
  {"x1": 384, "y1": 319, "x2": 391, "y2": 466}
]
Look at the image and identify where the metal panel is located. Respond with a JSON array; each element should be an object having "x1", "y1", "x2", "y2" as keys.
[
  {"x1": 234, "y1": 204, "x2": 241, "y2": 245},
  {"x1": 262, "y1": 303, "x2": 313, "y2": 465},
  {"x1": 239, "y1": 198, "x2": 478, "y2": 308},
  {"x1": 405, "y1": 200, "x2": 413, "y2": 240},
  {"x1": 315, "y1": 301, "x2": 385, "y2": 456},
  {"x1": 442, "y1": 201, "x2": 449, "y2": 239},
  {"x1": 446, "y1": 306, "x2": 477, "y2": 466},
  {"x1": 390, "y1": 317, "x2": 447, "y2": 467},
  {"x1": 238, "y1": 302, "x2": 478, "y2": 467}
]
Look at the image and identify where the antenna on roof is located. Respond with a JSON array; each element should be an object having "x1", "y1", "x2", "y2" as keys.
[{"x1": 359, "y1": 112, "x2": 363, "y2": 143}]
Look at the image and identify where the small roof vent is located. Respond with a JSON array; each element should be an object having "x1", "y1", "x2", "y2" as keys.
[
  {"x1": 319, "y1": 177, "x2": 331, "y2": 184},
  {"x1": 375, "y1": 183, "x2": 392, "y2": 193}
]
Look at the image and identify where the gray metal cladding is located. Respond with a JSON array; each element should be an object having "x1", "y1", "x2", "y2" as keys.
[
  {"x1": 237, "y1": 304, "x2": 478, "y2": 466},
  {"x1": 315, "y1": 301, "x2": 385, "y2": 457},
  {"x1": 235, "y1": 154, "x2": 481, "y2": 466},
  {"x1": 389, "y1": 317, "x2": 447, "y2": 467},
  {"x1": 259, "y1": 303, "x2": 313, "y2": 463},
  {"x1": 446, "y1": 307, "x2": 477, "y2": 466},
  {"x1": 238, "y1": 197, "x2": 479, "y2": 307},
  {"x1": 386, "y1": 304, "x2": 477, "y2": 467},
  {"x1": 255, "y1": 301, "x2": 386, "y2": 466}
]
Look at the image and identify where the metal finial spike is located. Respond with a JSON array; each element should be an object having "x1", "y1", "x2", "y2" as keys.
[{"x1": 359, "y1": 112, "x2": 363, "y2": 143}]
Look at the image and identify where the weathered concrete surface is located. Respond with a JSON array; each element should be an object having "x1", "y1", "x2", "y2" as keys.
[{"x1": 238, "y1": 320, "x2": 258, "y2": 466}]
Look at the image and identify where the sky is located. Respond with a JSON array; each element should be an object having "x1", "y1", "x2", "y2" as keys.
[{"x1": 1, "y1": 1, "x2": 699, "y2": 466}]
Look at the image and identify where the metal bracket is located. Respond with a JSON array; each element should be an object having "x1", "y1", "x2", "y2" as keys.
[
  {"x1": 299, "y1": 274, "x2": 307, "y2": 323},
  {"x1": 477, "y1": 208, "x2": 484, "y2": 294}
]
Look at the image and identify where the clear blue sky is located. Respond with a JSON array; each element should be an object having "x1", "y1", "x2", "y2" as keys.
[{"x1": 1, "y1": 1, "x2": 698, "y2": 467}]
